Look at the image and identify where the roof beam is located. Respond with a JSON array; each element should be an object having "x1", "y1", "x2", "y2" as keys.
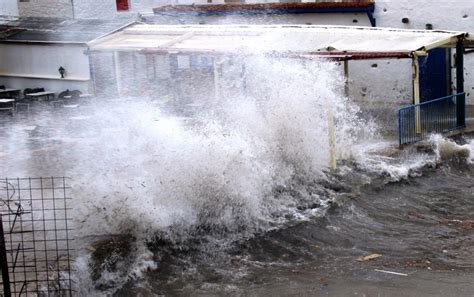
[{"x1": 421, "y1": 34, "x2": 463, "y2": 51}]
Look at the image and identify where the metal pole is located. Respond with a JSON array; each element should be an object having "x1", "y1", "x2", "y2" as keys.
[
  {"x1": 213, "y1": 58, "x2": 220, "y2": 103},
  {"x1": 327, "y1": 106, "x2": 337, "y2": 170},
  {"x1": 113, "y1": 51, "x2": 123, "y2": 97},
  {"x1": 0, "y1": 215, "x2": 12, "y2": 297},
  {"x1": 413, "y1": 53, "x2": 421, "y2": 134},
  {"x1": 456, "y1": 38, "x2": 465, "y2": 127},
  {"x1": 343, "y1": 60, "x2": 349, "y2": 97},
  {"x1": 169, "y1": 55, "x2": 184, "y2": 103},
  {"x1": 70, "y1": 0, "x2": 75, "y2": 19}
]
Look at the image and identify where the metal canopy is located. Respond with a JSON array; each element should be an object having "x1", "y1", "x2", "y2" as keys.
[
  {"x1": 0, "y1": 16, "x2": 136, "y2": 44},
  {"x1": 88, "y1": 24, "x2": 473, "y2": 60}
]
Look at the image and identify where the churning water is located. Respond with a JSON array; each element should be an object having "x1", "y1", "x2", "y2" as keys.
[{"x1": 1, "y1": 56, "x2": 474, "y2": 296}]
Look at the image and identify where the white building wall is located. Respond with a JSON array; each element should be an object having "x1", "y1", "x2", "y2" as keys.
[
  {"x1": 152, "y1": 12, "x2": 371, "y2": 25},
  {"x1": 0, "y1": 0, "x2": 19, "y2": 16},
  {"x1": 74, "y1": 0, "x2": 118, "y2": 19},
  {"x1": 130, "y1": 0, "x2": 169, "y2": 13},
  {"x1": 345, "y1": 0, "x2": 474, "y2": 108},
  {"x1": 0, "y1": 44, "x2": 92, "y2": 93},
  {"x1": 3, "y1": 0, "x2": 473, "y2": 107},
  {"x1": 18, "y1": 0, "x2": 73, "y2": 18}
]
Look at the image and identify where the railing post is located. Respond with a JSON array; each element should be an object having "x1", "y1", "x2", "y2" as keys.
[
  {"x1": 0, "y1": 215, "x2": 12, "y2": 297},
  {"x1": 398, "y1": 109, "x2": 403, "y2": 147},
  {"x1": 456, "y1": 38, "x2": 466, "y2": 127}
]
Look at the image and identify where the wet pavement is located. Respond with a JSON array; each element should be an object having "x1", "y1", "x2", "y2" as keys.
[
  {"x1": 2, "y1": 101, "x2": 474, "y2": 296},
  {"x1": 114, "y1": 162, "x2": 474, "y2": 296}
]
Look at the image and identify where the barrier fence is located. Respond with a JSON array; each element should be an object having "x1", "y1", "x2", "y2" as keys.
[{"x1": 398, "y1": 93, "x2": 465, "y2": 146}]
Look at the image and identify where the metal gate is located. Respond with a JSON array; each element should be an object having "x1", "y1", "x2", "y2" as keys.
[{"x1": 0, "y1": 177, "x2": 73, "y2": 296}]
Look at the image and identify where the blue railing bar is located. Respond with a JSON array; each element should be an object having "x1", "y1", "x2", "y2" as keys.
[
  {"x1": 398, "y1": 92, "x2": 465, "y2": 111},
  {"x1": 398, "y1": 108, "x2": 402, "y2": 146},
  {"x1": 398, "y1": 92, "x2": 465, "y2": 146}
]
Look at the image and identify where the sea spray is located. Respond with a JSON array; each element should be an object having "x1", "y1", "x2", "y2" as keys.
[
  {"x1": 430, "y1": 134, "x2": 472, "y2": 162},
  {"x1": 69, "y1": 57, "x2": 375, "y2": 240},
  {"x1": 0, "y1": 56, "x2": 378, "y2": 292},
  {"x1": 355, "y1": 134, "x2": 474, "y2": 183}
]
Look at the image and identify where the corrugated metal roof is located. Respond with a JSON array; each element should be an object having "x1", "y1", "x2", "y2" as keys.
[
  {"x1": 88, "y1": 24, "x2": 472, "y2": 60},
  {"x1": 0, "y1": 17, "x2": 136, "y2": 43}
]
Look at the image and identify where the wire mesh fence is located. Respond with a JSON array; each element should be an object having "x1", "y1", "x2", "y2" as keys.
[{"x1": 0, "y1": 177, "x2": 73, "y2": 296}]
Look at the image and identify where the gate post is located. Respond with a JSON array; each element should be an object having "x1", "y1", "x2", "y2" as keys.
[
  {"x1": 0, "y1": 215, "x2": 11, "y2": 297},
  {"x1": 456, "y1": 37, "x2": 466, "y2": 127}
]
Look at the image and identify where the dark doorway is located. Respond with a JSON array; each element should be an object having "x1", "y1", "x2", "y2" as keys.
[{"x1": 418, "y1": 48, "x2": 451, "y2": 102}]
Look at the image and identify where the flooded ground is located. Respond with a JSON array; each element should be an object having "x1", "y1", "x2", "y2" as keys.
[
  {"x1": 1, "y1": 94, "x2": 474, "y2": 295},
  {"x1": 114, "y1": 158, "x2": 474, "y2": 296}
]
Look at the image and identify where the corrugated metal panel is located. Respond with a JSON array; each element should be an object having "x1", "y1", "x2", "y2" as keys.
[
  {"x1": 0, "y1": 16, "x2": 135, "y2": 43},
  {"x1": 89, "y1": 24, "x2": 468, "y2": 59}
]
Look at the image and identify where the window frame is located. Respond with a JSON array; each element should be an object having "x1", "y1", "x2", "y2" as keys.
[{"x1": 116, "y1": 0, "x2": 130, "y2": 12}]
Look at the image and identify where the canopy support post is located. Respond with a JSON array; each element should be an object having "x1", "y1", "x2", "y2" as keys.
[
  {"x1": 327, "y1": 105, "x2": 337, "y2": 171},
  {"x1": 343, "y1": 60, "x2": 349, "y2": 97},
  {"x1": 456, "y1": 37, "x2": 466, "y2": 127},
  {"x1": 113, "y1": 51, "x2": 123, "y2": 97},
  {"x1": 213, "y1": 58, "x2": 220, "y2": 103},
  {"x1": 412, "y1": 53, "x2": 421, "y2": 134},
  {"x1": 367, "y1": 10, "x2": 376, "y2": 27}
]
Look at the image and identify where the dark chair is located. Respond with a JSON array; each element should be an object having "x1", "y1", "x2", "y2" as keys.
[
  {"x1": 70, "y1": 90, "x2": 82, "y2": 99},
  {"x1": 58, "y1": 89, "x2": 71, "y2": 99},
  {"x1": 24, "y1": 88, "x2": 34, "y2": 96},
  {"x1": 24, "y1": 88, "x2": 45, "y2": 99},
  {"x1": 0, "y1": 85, "x2": 5, "y2": 90}
]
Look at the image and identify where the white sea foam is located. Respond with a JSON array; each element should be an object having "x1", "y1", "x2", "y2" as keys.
[
  {"x1": 356, "y1": 134, "x2": 474, "y2": 183},
  {"x1": 430, "y1": 134, "x2": 472, "y2": 162},
  {"x1": 1, "y1": 56, "x2": 380, "y2": 292},
  {"x1": 60, "y1": 57, "x2": 377, "y2": 240}
]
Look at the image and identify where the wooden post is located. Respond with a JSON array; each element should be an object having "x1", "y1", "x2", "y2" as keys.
[
  {"x1": 343, "y1": 60, "x2": 349, "y2": 97},
  {"x1": 242, "y1": 61, "x2": 248, "y2": 96},
  {"x1": 213, "y1": 58, "x2": 220, "y2": 103},
  {"x1": 327, "y1": 106, "x2": 337, "y2": 170},
  {"x1": 113, "y1": 51, "x2": 122, "y2": 97},
  {"x1": 169, "y1": 55, "x2": 181, "y2": 102},
  {"x1": 412, "y1": 53, "x2": 421, "y2": 134}
]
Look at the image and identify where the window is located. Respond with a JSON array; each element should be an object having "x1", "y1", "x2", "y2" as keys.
[{"x1": 116, "y1": 0, "x2": 129, "y2": 11}]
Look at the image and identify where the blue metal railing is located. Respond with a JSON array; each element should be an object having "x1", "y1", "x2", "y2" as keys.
[{"x1": 398, "y1": 93, "x2": 465, "y2": 146}]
